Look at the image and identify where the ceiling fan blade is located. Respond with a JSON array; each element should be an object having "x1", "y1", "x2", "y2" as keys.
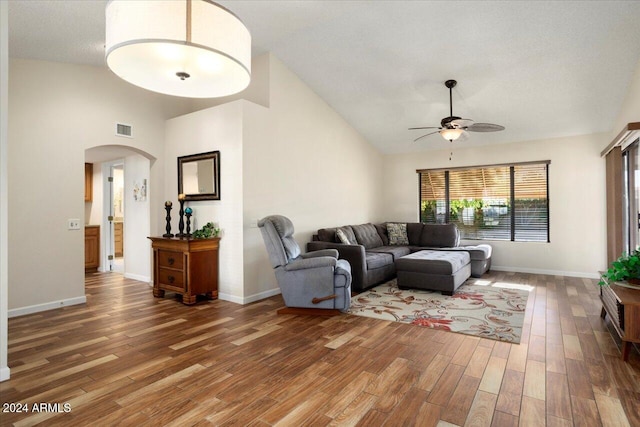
[
  {"x1": 457, "y1": 130, "x2": 470, "y2": 142},
  {"x1": 450, "y1": 118, "x2": 474, "y2": 129},
  {"x1": 413, "y1": 130, "x2": 441, "y2": 142},
  {"x1": 408, "y1": 126, "x2": 440, "y2": 130},
  {"x1": 466, "y1": 123, "x2": 505, "y2": 132}
]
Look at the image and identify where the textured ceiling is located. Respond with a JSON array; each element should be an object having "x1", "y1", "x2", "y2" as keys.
[{"x1": 8, "y1": 1, "x2": 640, "y2": 153}]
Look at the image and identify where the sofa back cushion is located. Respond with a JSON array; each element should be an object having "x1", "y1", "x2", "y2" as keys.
[
  {"x1": 406, "y1": 223, "x2": 424, "y2": 245},
  {"x1": 317, "y1": 228, "x2": 338, "y2": 243},
  {"x1": 420, "y1": 223, "x2": 459, "y2": 247},
  {"x1": 352, "y1": 223, "x2": 384, "y2": 249},
  {"x1": 374, "y1": 223, "x2": 389, "y2": 245}
]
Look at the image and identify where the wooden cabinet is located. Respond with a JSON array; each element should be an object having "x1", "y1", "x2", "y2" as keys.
[
  {"x1": 85, "y1": 225, "x2": 100, "y2": 271},
  {"x1": 600, "y1": 280, "x2": 640, "y2": 361},
  {"x1": 149, "y1": 237, "x2": 220, "y2": 305},
  {"x1": 114, "y1": 222, "x2": 123, "y2": 257},
  {"x1": 85, "y1": 163, "x2": 93, "y2": 202}
]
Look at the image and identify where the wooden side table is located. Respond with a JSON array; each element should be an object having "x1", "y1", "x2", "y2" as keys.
[
  {"x1": 599, "y1": 279, "x2": 640, "y2": 361},
  {"x1": 149, "y1": 236, "x2": 220, "y2": 305}
]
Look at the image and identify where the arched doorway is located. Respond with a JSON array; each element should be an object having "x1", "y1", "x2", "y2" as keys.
[{"x1": 85, "y1": 145, "x2": 156, "y2": 282}]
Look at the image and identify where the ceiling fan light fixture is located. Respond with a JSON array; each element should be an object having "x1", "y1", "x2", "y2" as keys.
[
  {"x1": 440, "y1": 128, "x2": 464, "y2": 142},
  {"x1": 105, "y1": 0, "x2": 251, "y2": 98}
]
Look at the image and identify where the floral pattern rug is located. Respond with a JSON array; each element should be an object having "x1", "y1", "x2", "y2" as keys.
[{"x1": 348, "y1": 279, "x2": 530, "y2": 343}]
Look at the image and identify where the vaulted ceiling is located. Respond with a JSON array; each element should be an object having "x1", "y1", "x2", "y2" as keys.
[{"x1": 8, "y1": 1, "x2": 640, "y2": 153}]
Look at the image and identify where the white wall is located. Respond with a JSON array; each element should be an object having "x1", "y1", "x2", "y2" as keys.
[
  {"x1": 123, "y1": 154, "x2": 152, "y2": 282},
  {"x1": 165, "y1": 101, "x2": 246, "y2": 302},
  {"x1": 1, "y1": 0, "x2": 10, "y2": 381},
  {"x1": 241, "y1": 54, "x2": 385, "y2": 301},
  {"x1": 382, "y1": 133, "x2": 607, "y2": 278},
  {"x1": 610, "y1": 58, "x2": 640, "y2": 143},
  {"x1": 7, "y1": 59, "x2": 192, "y2": 313}
]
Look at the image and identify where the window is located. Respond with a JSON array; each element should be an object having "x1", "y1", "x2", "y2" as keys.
[{"x1": 418, "y1": 161, "x2": 550, "y2": 242}]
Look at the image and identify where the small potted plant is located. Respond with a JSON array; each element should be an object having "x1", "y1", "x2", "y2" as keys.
[
  {"x1": 192, "y1": 222, "x2": 220, "y2": 239},
  {"x1": 599, "y1": 248, "x2": 640, "y2": 288}
]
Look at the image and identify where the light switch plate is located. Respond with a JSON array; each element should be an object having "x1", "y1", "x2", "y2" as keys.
[{"x1": 68, "y1": 219, "x2": 81, "y2": 230}]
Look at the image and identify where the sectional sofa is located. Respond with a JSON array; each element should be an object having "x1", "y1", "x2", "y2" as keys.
[{"x1": 307, "y1": 222, "x2": 492, "y2": 293}]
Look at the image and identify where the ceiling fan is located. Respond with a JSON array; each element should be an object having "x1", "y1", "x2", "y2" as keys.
[{"x1": 409, "y1": 79, "x2": 505, "y2": 143}]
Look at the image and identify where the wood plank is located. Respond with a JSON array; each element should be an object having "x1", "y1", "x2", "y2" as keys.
[
  {"x1": 479, "y1": 356, "x2": 507, "y2": 395},
  {"x1": 519, "y1": 396, "x2": 546, "y2": 427},
  {"x1": 594, "y1": 393, "x2": 631, "y2": 427},
  {"x1": 464, "y1": 390, "x2": 497, "y2": 427},
  {"x1": 426, "y1": 364, "x2": 465, "y2": 407},
  {"x1": 545, "y1": 371, "x2": 572, "y2": 422},
  {"x1": 441, "y1": 375, "x2": 482, "y2": 426},
  {"x1": 523, "y1": 359, "x2": 546, "y2": 401},
  {"x1": 495, "y1": 369, "x2": 524, "y2": 416}
]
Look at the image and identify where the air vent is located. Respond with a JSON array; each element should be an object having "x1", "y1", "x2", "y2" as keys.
[{"x1": 115, "y1": 123, "x2": 133, "y2": 138}]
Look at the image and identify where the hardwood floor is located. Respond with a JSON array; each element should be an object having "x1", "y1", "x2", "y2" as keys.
[{"x1": 1, "y1": 271, "x2": 638, "y2": 426}]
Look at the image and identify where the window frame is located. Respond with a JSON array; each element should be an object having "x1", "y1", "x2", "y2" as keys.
[{"x1": 417, "y1": 160, "x2": 550, "y2": 243}]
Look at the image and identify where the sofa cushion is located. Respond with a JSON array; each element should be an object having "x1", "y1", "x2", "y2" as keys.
[
  {"x1": 336, "y1": 226, "x2": 357, "y2": 245},
  {"x1": 451, "y1": 244, "x2": 492, "y2": 261},
  {"x1": 368, "y1": 245, "x2": 411, "y2": 260},
  {"x1": 387, "y1": 223, "x2": 409, "y2": 245},
  {"x1": 365, "y1": 252, "x2": 393, "y2": 270},
  {"x1": 406, "y1": 222, "x2": 424, "y2": 245},
  {"x1": 420, "y1": 223, "x2": 459, "y2": 247},
  {"x1": 317, "y1": 228, "x2": 337, "y2": 243},
  {"x1": 395, "y1": 250, "x2": 470, "y2": 275},
  {"x1": 374, "y1": 223, "x2": 389, "y2": 245},
  {"x1": 352, "y1": 223, "x2": 384, "y2": 249}
]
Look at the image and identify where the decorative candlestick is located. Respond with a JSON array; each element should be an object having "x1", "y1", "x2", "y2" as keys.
[
  {"x1": 177, "y1": 193, "x2": 186, "y2": 237},
  {"x1": 163, "y1": 200, "x2": 174, "y2": 237},
  {"x1": 184, "y1": 207, "x2": 193, "y2": 237}
]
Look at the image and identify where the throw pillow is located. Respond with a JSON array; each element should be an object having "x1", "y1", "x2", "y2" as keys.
[
  {"x1": 387, "y1": 223, "x2": 409, "y2": 245},
  {"x1": 336, "y1": 227, "x2": 357, "y2": 245}
]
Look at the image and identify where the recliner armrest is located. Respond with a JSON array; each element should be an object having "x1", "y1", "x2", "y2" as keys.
[
  {"x1": 301, "y1": 249, "x2": 339, "y2": 259},
  {"x1": 284, "y1": 256, "x2": 337, "y2": 271}
]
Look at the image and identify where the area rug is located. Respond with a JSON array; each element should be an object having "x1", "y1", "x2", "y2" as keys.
[{"x1": 348, "y1": 278, "x2": 531, "y2": 343}]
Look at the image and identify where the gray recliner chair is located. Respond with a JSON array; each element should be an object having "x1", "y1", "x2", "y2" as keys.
[{"x1": 258, "y1": 215, "x2": 352, "y2": 312}]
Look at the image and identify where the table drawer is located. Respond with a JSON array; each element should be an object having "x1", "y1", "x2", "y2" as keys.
[
  {"x1": 158, "y1": 268, "x2": 185, "y2": 290},
  {"x1": 158, "y1": 250, "x2": 184, "y2": 269}
]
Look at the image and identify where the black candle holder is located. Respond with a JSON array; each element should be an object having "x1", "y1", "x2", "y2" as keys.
[
  {"x1": 185, "y1": 207, "x2": 193, "y2": 237},
  {"x1": 177, "y1": 197, "x2": 185, "y2": 237},
  {"x1": 163, "y1": 201, "x2": 174, "y2": 238}
]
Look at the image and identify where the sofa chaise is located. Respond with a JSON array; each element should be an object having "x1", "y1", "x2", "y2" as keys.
[{"x1": 307, "y1": 222, "x2": 491, "y2": 293}]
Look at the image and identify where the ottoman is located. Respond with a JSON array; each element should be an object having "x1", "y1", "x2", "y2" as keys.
[{"x1": 395, "y1": 250, "x2": 471, "y2": 295}]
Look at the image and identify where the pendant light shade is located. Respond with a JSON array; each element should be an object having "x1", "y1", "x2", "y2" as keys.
[
  {"x1": 105, "y1": 0, "x2": 251, "y2": 98},
  {"x1": 440, "y1": 128, "x2": 464, "y2": 142}
]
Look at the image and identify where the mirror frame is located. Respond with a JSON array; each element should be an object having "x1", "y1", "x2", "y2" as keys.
[{"x1": 177, "y1": 150, "x2": 221, "y2": 201}]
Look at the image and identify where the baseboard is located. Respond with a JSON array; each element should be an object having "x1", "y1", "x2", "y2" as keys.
[
  {"x1": 218, "y1": 293, "x2": 243, "y2": 304},
  {"x1": 0, "y1": 366, "x2": 10, "y2": 382},
  {"x1": 218, "y1": 287, "x2": 281, "y2": 305},
  {"x1": 124, "y1": 273, "x2": 150, "y2": 282},
  {"x1": 491, "y1": 265, "x2": 600, "y2": 280},
  {"x1": 8, "y1": 296, "x2": 87, "y2": 318},
  {"x1": 243, "y1": 287, "x2": 281, "y2": 304}
]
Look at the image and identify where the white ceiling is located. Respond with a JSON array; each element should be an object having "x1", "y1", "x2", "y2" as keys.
[{"x1": 8, "y1": 1, "x2": 640, "y2": 154}]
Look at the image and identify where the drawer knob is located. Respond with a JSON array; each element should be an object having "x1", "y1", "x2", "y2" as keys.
[
  {"x1": 168, "y1": 258, "x2": 175, "y2": 265},
  {"x1": 168, "y1": 275, "x2": 175, "y2": 284}
]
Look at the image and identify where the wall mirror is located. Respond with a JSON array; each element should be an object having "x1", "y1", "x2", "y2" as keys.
[{"x1": 177, "y1": 150, "x2": 221, "y2": 201}]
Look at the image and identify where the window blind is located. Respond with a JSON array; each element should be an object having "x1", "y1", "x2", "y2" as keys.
[{"x1": 418, "y1": 161, "x2": 549, "y2": 242}]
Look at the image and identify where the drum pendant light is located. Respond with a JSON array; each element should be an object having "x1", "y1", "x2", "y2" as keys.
[{"x1": 105, "y1": 0, "x2": 251, "y2": 98}]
